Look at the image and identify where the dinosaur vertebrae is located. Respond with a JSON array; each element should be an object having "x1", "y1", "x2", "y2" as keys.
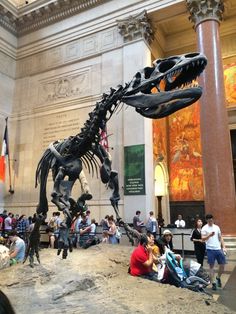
[{"x1": 77, "y1": 85, "x2": 125, "y2": 146}]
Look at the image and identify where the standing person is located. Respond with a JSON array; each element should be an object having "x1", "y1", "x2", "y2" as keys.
[
  {"x1": 54, "y1": 212, "x2": 62, "y2": 247},
  {"x1": 0, "y1": 215, "x2": 3, "y2": 236},
  {"x1": 17, "y1": 215, "x2": 29, "y2": 243},
  {"x1": 74, "y1": 214, "x2": 82, "y2": 248},
  {"x1": 0, "y1": 210, "x2": 7, "y2": 235},
  {"x1": 175, "y1": 214, "x2": 186, "y2": 228},
  {"x1": 78, "y1": 214, "x2": 91, "y2": 248},
  {"x1": 106, "y1": 216, "x2": 118, "y2": 244},
  {"x1": 133, "y1": 211, "x2": 144, "y2": 246},
  {"x1": 70, "y1": 213, "x2": 80, "y2": 248},
  {"x1": 133, "y1": 211, "x2": 144, "y2": 232},
  {"x1": 4, "y1": 213, "x2": 13, "y2": 235},
  {"x1": 47, "y1": 212, "x2": 57, "y2": 248},
  {"x1": 146, "y1": 211, "x2": 158, "y2": 238},
  {"x1": 11, "y1": 214, "x2": 18, "y2": 231},
  {"x1": 190, "y1": 218, "x2": 206, "y2": 266},
  {"x1": 201, "y1": 214, "x2": 227, "y2": 291}
]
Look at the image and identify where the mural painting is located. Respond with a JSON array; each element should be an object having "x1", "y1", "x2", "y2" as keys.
[
  {"x1": 153, "y1": 118, "x2": 167, "y2": 163},
  {"x1": 168, "y1": 102, "x2": 204, "y2": 201},
  {"x1": 224, "y1": 63, "x2": 236, "y2": 107}
]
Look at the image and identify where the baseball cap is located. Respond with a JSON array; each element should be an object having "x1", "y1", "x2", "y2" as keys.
[{"x1": 163, "y1": 229, "x2": 172, "y2": 236}]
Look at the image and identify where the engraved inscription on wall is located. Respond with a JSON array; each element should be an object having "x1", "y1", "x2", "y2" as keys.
[
  {"x1": 37, "y1": 110, "x2": 88, "y2": 152},
  {"x1": 33, "y1": 109, "x2": 89, "y2": 187},
  {"x1": 38, "y1": 68, "x2": 91, "y2": 106}
]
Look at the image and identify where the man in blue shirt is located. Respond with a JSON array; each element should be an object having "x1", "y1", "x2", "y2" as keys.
[
  {"x1": 8, "y1": 230, "x2": 26, "y2": 263},
  {"x1": 78, "y1": 214, "x2": 91, "y2": 248}
]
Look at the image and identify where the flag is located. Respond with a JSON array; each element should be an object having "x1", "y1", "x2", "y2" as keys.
[
  {"x1": 99, "y1": 126, "x2": 109, "y2": 151},
  {"x1": 0, "y1": 122, "x2": 9, "y2": 182}
]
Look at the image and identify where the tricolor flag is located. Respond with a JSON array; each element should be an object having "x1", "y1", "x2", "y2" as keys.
[
  {"x1": 0, "y1": 122, "x2": 9, "y2": 182},
  {"x1": 99, "y1": 126, "x2": 109, "y2": 151}
]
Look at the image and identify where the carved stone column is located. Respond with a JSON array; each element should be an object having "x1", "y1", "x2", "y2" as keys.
[
  {"x1": 187, "y1": 0, "x2": 236, "y2": 235},
  {"x1": 117, "y1": 10, "x2": 154, "y2": 45},
  {"x1": 117, "y1": 11, "x2": 155, "y2": 223}
]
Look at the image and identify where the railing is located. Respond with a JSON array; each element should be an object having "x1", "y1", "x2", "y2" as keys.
[
  {"x1": 2, "y1": 226, "x2": 195, "y2": 256},
  {"x1": 43, "y1": 225, "x2": 194, "y2": 255}
]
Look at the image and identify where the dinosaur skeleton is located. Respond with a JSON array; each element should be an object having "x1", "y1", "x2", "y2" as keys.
[{"x1": 25, "y1": 52, "x2": 207, "y2": 266}]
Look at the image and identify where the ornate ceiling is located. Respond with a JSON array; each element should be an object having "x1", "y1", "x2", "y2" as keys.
[
  {"x1": 149, "y1": 0, "x2": 236, "y2": 56},
  {"x1": 0, "y1": 0, "x2": 110, "y2": 36}
]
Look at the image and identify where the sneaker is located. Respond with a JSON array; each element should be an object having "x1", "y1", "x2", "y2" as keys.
[
  {"x1": 212, "y1": 283, "x2": 217, "y2": 291},
  {"x1": 216, "y1": 277, "x2": 222, "y2": 288}
]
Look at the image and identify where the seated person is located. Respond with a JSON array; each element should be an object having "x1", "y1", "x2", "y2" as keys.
[
  {"x1": 78, "y1": 214, "x2": 91, "y2": 248},
  {"x1": 8, "y1": 230, "x2": 26, "y2": 264},
  {"x1": 0, "y1": 238, "x2": 10, "y2": 269},
  {"x1": 129, "y1": 235, "x2": 159, "y2": 282},
  {"x1": 89, "y1": 219, "x2": 96, "y2": 238},
  {"x1": 157, "y1": 229, "x2": 181, "y2": 262},
  {"x1": 100, "y1": 215, "x2": 109, "y2": 243},
  {"x1": 146, "y1": 231, "x2": 160, "y2": 271}
]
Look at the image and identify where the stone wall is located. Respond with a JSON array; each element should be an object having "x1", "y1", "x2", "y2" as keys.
[{"x1": 0, "y1": 0, "x2": 159, "y2": 223}]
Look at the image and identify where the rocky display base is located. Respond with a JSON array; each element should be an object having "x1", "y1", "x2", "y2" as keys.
[{"x1": 0, "y1": 245, "x2": 234, "y2": 314}]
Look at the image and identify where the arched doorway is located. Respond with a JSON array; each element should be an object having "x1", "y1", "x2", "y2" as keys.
[{"x1": 154, "y1": 162, "x2": 170, "y2": 226}]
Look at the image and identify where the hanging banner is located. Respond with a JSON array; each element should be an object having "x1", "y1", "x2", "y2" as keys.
[{"x1": 124, "y1": 144, "x2": 145, "y2": 195}]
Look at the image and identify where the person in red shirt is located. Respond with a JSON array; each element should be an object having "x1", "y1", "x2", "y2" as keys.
[
  {"x1": 129, "y1": 235, "x2": 159, "y2": 282},
  {"x1": 0, "y1": 216, "x2": 3, "y2": 236}
]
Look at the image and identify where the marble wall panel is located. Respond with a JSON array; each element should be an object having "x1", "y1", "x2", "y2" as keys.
[
  {"x1": 0, "y1": 73, "x2": 15, "y2": 115},
  {"x1": 16, "y1": 26, "x2": 122, "y2": 78},
  {"x1": 13, "y1": 57, "x2": 102, "y2": 115},
  {"x1": 101, "y1": 48, "x2": 123, "y2": 91},
  {"x1": 0, "y1": 51, "x2": 16, "y2": 78},
  {"x1": 65, "y1": 41, "x2": 80, "y2": 62},
  {"x1": 46, "y1": 46, "x2": 64, "y2": 68},
  {"x1": 12, "y1": 77, "x2": 30, "y2": 113},
  {"x1": 37, "y1": 67, "x2": 91, "y2": 107},
  {"x1": 100, "y1": 28, "x2": 118, "y2": 51}
]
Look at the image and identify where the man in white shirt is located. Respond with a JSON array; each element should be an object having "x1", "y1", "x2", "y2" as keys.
[
  {"x1": 201, "y1": 214, "x2": 227, "y2": 291},
  {"x1": 175, "y1": 214, "x2": 186, "y2": 228}
]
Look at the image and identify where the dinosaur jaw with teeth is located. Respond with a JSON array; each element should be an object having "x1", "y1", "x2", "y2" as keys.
[
  {"x1": 123, "y1": 85, "x2": 202, "y2": 118},
  {"x1": 122, "y1": 53, "x2": 207, "y2": 119}
]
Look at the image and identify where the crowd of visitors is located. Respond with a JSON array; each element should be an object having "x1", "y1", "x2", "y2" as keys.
[
  {"x1": 0, "y1": 208, "x2": 227, "y2": 291},
  {"x1": 129, "y1": 211, "x2": 226, "y2": 291}
]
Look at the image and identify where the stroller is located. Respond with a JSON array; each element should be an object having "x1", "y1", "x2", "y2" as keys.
[{"x1": 164, "y1": 251, "x2": 210, "y2": 294}]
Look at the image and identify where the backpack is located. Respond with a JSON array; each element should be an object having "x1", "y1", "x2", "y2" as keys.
[
  {"x1": 146, "y1": 218, "x2": 152, "y2": 232},
  {"x1": 115, "y1": 226, "x2": 122, "y2": 239}
]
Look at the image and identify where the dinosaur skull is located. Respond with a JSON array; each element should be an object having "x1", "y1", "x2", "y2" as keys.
[{"x1": 122, "y1": 52, "x2": 207, "y2": 118}]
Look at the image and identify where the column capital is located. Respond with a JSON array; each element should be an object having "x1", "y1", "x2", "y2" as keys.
[
  {"x1": 117, "y1": 10, "x2": 154, "y2": 45},
  {"x1": 186, "y1": 0, "x2": 224, "y2": 28}
]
